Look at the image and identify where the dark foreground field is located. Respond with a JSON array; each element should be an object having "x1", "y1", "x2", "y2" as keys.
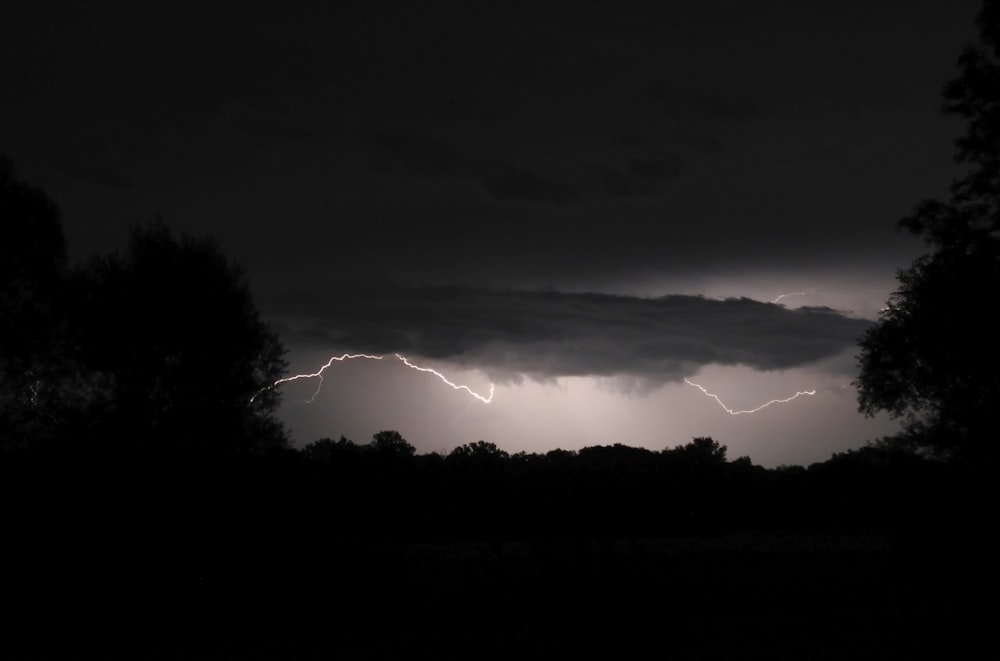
[
  {"x1": 7, "y1": 521, "x2": 989, "y2": 659},
  {"x1": 3, "y1": 454, "x2": 993, "y2": 660}
]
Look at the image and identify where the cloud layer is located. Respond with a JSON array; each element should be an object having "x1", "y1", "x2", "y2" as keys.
[{"x1": 276, "y1": 285, "x2": 871, "y2": 384}]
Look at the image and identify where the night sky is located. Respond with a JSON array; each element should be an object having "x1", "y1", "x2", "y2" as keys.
[{"x1": 0, "y1": 0, "x2": 982, "y2": 466}]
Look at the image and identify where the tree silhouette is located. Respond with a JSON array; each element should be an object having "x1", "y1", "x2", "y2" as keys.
[
  {"x1": 2, "y1": 162, "x2": 290, "y2": 454},
  {"x1": 663, "y1": 436, "x2": 728, "y2": 468},
  {"x1": 73, "y1": 222, "x2": 288, "y2": 453},
  {"x1": 302, "y1": 435, "x2": 363, "y2": 464},
  {"x1": 0, "y1": 156, "x2": 76, "y2": 448},
  {"x1": 856, "y1": 0, "x2": 1000, "y2": 464},
  {"x1": 369, "y1": 429, "x2": 416, "y2": 457},
  {"x1": 447, "y1": 440, "x2": 509, "y2": 467}
]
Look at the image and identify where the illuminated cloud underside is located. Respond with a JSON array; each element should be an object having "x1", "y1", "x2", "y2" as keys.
[{"x1": 276, "y1": 285, "x2": 872, "y2": 385}]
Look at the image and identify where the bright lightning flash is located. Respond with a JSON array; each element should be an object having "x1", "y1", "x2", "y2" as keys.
[
  {"x1": 265, "y1": 353, "x2": 494, "y2": 404},
  {"x1": 770, "y1": 288, "x2": 815, "y2": 304},
  {"x1": 393, "y1": 354, "x2": 495, "y2": 403},
  {"x1": 684, "y1": 378, "x2": 816, "y2": 415},
  {"x1": 769, "y1": 281, "x2": 895, "y2": 308},
  {"x1": 261, "y1": 353, "x2": 813, "y2": 417}
]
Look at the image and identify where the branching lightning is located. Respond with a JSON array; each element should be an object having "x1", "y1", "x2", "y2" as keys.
[
  {"x1": 258, "y1": 353, "x2": 494, "y2": 405},
  {"x1": 259, "y1": 353, "x2": 818, "y2": 419},
  {"x1": 684, "y1": 378, "x2": 816, "y2": 415},
  {"x1": 273, "y1": 353, "x2": 384, "y2": 403},
  {"x1": 770, "y1": 288, "x2": 815, "y2": 304},
  {"x1": 393, "y1": 354, "x2": 495, "y2": 403},
  {"x1": 769, "y1": 281, "x2": 895, "y2": 308}
]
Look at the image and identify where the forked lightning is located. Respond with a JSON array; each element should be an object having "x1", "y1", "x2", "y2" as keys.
[
  {"x1": 255, "y1": 353, "x2": 494, "y2": 404},
  {"x1": 684, "y1": 378, "x2": 816, "y2": 415}
]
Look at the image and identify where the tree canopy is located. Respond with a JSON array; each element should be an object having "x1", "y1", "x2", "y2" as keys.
[
  {"x1": 855, "y1": 0, "x2": 1000, "y2": 464},
  {"x1": 0, "y1": 157, "x2": 72, "y2": 447},
  {"x1": 73, "y1": 222, "x2": 289, "y2": 452},
  {"x1": 1, "y1": 160, "x2": 288, "y2": 454}
]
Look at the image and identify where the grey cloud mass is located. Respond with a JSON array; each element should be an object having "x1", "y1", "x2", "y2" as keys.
[
  {"x1": 277, "y1": 286, "x2": 871, "y2": 383},
  {"x1": 54, "y1": 159, "x2": 135, "y2": 192},
  {"x1": 481, "y1": 168, "x2": 580, "y2": 204},
  {"x1": 361, "y1": 126, "x2": 671, "y2": 203},
  {"x1": 0, "y1": 0, "x2": 981, "y2": 462},
  {"x1": 2, "y1": 0, "x2": 975, "y2": 283},
  {"x1": 230, "y1": 108, "x2": 318, "y2": 142},
  {"x1": 645, "y1": 84, "x2": 770, "y2": 123}
]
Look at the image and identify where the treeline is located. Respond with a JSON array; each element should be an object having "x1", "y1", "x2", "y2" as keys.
[
  {"x1": 291, "y1": 433, "x2": 948, "y2": 540},
  {"x1": 5, "y1": 431, "x2": 981, "y2": 661},
  {"x1": 2, "y1": 429, "x2": 965, "y2": 546}
]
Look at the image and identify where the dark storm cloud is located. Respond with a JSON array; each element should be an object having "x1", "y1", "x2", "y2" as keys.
[
  {"x1": 646, "y1": 83, "x2": 769, "y2": 123},
  {"x1": 628, "y1": 151, "x2": 682, "y2": 185},
  {"x1": 360, "y1": 127, "x2": 485, "y2": 177},
  {"x1": 482, "y1": 168, "x2": 580, "y2": 204},
  {"x1": 421, "y1": 91, "x2": 499, "y2": 122},
  {"x1": 230, "y1": 109, "x2": 317, "y2": 142},
  {"x1": 592, "y1": 149, "x2": 684, "y2": 199},
  {"x1": 0, "y1": 0, "x2": 981, "y2": 301},
  {"x1": 278, "y1": 285, "x2": 871, "y2": 383},
  {"x1": 594, "y1": 166, "x2": 637, "y2": 198},
  {"x1": 55, "y1": 160, "x2": 135, "y2": 192},
  {"x1": 360, "y1": 126, "x2": 598, "y2": 204},
  {"x1": 669, "y1": 131, "x2": 725, "y2": 155}
]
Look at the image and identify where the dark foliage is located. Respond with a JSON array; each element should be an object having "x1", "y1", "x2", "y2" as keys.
[
  {"x1": 70, "y1": 222, "x2": 288, "y2": 452},
  {"x1": 0, "y1": 158, "x2": 288, "y2": 454},
  {"x1": 291, "y1": 432, "x2": 945, "y2": 542},
  {"x1": 0, "y1": 157, "x2": 72, "y2": 447},
  {"x1": 856, "y1": 0, "x2": 1000, "y2": 464}
]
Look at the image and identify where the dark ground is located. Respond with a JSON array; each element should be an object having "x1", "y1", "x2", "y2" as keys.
[{"x1": 3, "y1": 455, "x2": 994, "y2": 660}]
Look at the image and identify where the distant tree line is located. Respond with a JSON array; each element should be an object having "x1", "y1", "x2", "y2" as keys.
[{"x1": 284, "y1": 431, "x2": 969, "y2": 542}]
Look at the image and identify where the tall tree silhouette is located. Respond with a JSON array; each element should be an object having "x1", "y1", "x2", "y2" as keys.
[
  {"x1": 74, "y1": 222, "x2": 289, "y2": 453},
  {"x1": 856, "y1": 0, "x2": 1000, "y2": 464},
  {"x1": 0, "y1": 156, "x2": 79, "y2": 448}
]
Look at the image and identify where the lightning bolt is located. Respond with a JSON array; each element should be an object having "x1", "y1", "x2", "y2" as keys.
[
  {"x1": 393, "y1": 354, "x2": 495, "y2": 403},
  {"x1": 256, "y1": 353, "x2": 494, "y2": 404},
  {"x1": 684, "y1": 378, "x2": 816, "y2": 415},
  {"x1": 272, "y1": 353, "x2": 384, "y2": 403},
  {"x1": 770, "y1": 288, "x2": 815, "y2": 304},
  {"x1": 769, "y1": 281, "x2": 895, "y2": 307}
]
